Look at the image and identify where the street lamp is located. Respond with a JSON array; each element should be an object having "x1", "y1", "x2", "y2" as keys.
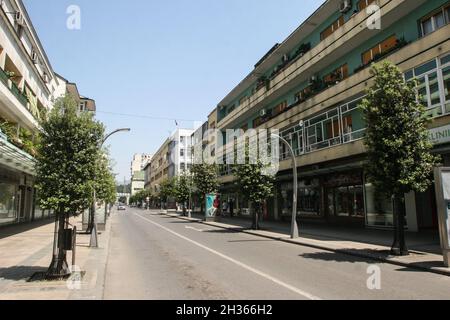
[
  {"x1": 271, "y1": 133, "x2": 299, "y2": 239},
  {"x1": 90, "y1": 128, "x2": 131, "y2": 248}
]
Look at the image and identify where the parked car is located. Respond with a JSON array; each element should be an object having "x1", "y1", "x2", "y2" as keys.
[{"x1": 117, "y1": 205, "x2": 126, "y2": 211}]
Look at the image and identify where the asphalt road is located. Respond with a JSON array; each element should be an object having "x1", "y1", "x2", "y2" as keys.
[{"x1": 103, "y1": 208, "x2": 450, "y2": 300}]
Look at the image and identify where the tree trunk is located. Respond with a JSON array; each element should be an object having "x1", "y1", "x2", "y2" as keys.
[
  {"x1": 251, "y1": 203, "x2": 260, "y2": 230},
  {"x1": 182, "y1": 203, "x2": 187, "y2": 216},
  {"x1": 46, "y1": 211, "x2": 70, "y2": 279},
  {"x1": 391, "y1": 194, "x2": 409, "y2": 256}
]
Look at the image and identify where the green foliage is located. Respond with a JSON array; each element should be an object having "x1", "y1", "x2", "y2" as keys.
[
  {"x1": 174, "y1": 173, "x2": 192, "y2": 205},
  {"x1": 159, "y1": 178, "x2": 176, "y2": 202},
  {"x1": 35, "y1": 95, "x2": 105, "y2": 215},
  {"x1": 233, "y1": 161, "x2": 275, "y2": 206},
  {"x1": 191, "y1": 164, "x2": 219, "y2": 196},
  {"x1": 95, "y1": 151, "x2": 117, "y2": 204},
  {"x1": 360, "y1": 61, "x2": 440, "y2": 197},
  {"x1": 130, "y1": 189, "x2": 153, "y2": 205}
]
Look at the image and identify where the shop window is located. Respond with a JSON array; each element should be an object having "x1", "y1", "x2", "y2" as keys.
[
  {"x1": 365, "y1": 183, "x2": 394, "y2": 227},
  {"x1": 358, "y1": 0, "x2": 376, "y2": 11},
  {"x1": 320, "y1": 15, "x2": 345, "y2": 41},
  {"x1": 361, "y1": 35, "x2": 398, "y2": 65},
  {"x1": 0, "y1": 182, "x2": 18, "y2": 226}
]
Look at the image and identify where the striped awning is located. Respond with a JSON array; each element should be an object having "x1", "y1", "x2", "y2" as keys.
[{"x1": 0, "y1": 131, "x2": 35, "y2": 175}]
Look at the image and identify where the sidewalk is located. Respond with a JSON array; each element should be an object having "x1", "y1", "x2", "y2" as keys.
[
  {"x1": 0, "y1": 215, "x2": 112, "y2": 300},
  {"x1": 164, "y1": 211, "x2": 450, "y2": 276}
]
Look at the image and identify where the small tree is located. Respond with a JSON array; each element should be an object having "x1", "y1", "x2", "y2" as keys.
[
  {"x1": 36, "y1": 95, "x2": 104, "y2": 278},
  {"x1": 233, "y1": 159, "x2": 275, "y2": 230},
  {"x1": 95, "y1": 153, "x2": 117, "y2": 212},
  {"x1": 360, "y1": 61, "x2": 440, "y2": 256},
  {"x1": 174, "y1": 173, "x2": 191, "y2": 216},
  {"x1": 159, "y1": 178, "x2": 176, "y2": 209},
  {"x1": 191, "y1": 164, "x2": 219, "y2": 215}
]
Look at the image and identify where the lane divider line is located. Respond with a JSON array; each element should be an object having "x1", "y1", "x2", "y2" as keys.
[{"x1": 134, "y1": 213, "x2": 321, "y2": 300}]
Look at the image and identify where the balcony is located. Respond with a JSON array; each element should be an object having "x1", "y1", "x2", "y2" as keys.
[
  {"x1": 0, "y1": 67, "x2": 38, "y2": 130},
  {"x1": 217, "y1": 0, "x2": 427, "y2": 129}
]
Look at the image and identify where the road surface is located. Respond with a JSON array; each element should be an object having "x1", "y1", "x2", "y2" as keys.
[{"x1": 103, "y1": 208, "x2": 450, "y2": 300}]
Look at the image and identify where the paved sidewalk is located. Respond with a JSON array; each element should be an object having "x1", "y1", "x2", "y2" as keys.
[
  {"x1": 0, "y1": 215, "x2": 112, "y2": 300},
  {"x1": 162, "y1": 211, "x2": 450, "y2": 276}
]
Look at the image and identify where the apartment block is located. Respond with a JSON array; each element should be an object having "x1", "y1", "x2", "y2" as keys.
[
  {"x1": 0, "y1": 0, "x2": 97, "y2": 227},
  {"x1": 207, "y1": 0, "x2": 450, "y2": 231}
]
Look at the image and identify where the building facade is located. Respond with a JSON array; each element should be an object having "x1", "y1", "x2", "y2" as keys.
[
  {"x1": 130, "y1": 153, "x2": 152, "y2": 196},
  {"x1": 206, "y1": 0, "x2": 450, "y2": 231},
  {"x1": 0, "y1": 0, "x2": 97, "y2": 227}
]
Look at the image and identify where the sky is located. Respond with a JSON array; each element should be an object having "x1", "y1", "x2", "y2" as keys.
[{"x1": 23, "y1": 0, "x2": 323, "y2": 183}]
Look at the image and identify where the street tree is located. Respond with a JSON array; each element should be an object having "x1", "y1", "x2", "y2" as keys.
[
  {"x1": 233, "y1": 157, "x2": 275, "y2": 230},
  {"x1": 36, "y1": 95, "x2": 104, "y2": 278},
  {"x1": 360, "y1": 61, "x2": 440, "y2": 256},
  {"x1": 95, "y1": 152, "x2": 117, "y2": 213},
  {"x1": 159, "y1": 178, "x2": 176, "y2": 209},
  {"x1": 191, "y1": 164, "x2": 219, "y2": 215},
  {"x1": 174, "y1": 173, "x2": 191, "y2": 216}
]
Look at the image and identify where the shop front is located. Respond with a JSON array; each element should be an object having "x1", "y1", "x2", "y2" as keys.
[{"x1": 0, "y1": 132, "x2": 38, "y2": 227}]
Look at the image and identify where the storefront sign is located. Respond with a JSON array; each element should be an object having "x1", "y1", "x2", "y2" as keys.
[{"x1": 429, "y1": 125, "x2": 450, "y2": 145}]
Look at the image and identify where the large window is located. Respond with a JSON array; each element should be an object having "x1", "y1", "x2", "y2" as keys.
[
  {"x1": 420, "y1": 4, "x2": 450, "y2": 37},
  {"x1": 362, "y1": 35, "x2": 398, "y2": 65},
  {"x1": 279, "y1": 97, "x2": 366, "y2": 159},
  {"x1": 0, "y1": 182, "x2": 18, "y2": 226},
  {"x1": 405, "y1": 53, "x2": 450, "y2": 117}
]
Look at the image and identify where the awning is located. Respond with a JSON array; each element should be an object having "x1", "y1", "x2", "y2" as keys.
[{"x1": 0, "y1": 131, "x2": 35, "y2": 175}]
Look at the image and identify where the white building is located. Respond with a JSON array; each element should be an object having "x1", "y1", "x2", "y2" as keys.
[{"x1": 168, "y1": 128, "x2": 195, "y2": 178}]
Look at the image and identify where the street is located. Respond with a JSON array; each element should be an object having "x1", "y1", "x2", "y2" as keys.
[{"x1": 103, "y1": 209, "x2": 450, "y2": 300}]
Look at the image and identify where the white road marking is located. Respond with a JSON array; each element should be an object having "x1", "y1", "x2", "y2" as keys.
[
  {"x1": 134, "y1": 213, "x2": 321, "y2": 300},
  {"x1": 185, "y1": 226, "x2": 204, "y2": 232}
]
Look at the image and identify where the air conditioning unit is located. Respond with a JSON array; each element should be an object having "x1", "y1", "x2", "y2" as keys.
[
  {"x1": 260, "y1": 109, "x2": 267, "y2": 117},
  {"x1": 339, "y1": 0, "x2": 352, "y2": 13},
  {"x1": 15, "y1": 11, "x2": 25, "y2": 26},
  {"x1": 282, "y1": 54, "x2": 289, "y2": 63}
]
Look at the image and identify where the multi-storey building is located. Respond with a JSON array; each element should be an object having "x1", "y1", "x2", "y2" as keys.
[
  {"x1": 130, "y1": 153, "x2": 152, "y2": 196},
  {"x1": 0, "y1": 0, "x2": 97, "y2": 227},
  {"x1": 148, "y1": 138, "x2": 171, "y2": 194},
  {"x1": 168, "y1": 128, "x2": 195, "y2": 177},
  {"x1": 209, "y1": 0, "x2": 450, "y2": 232}
]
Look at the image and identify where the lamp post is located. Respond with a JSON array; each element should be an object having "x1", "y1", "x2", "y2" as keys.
[
  {"x1": 90, "y1": 128, "x2": 131, "y2": 248},
  {"x1": 271, "y1": 133, "x2": 299, "y2": 239}
]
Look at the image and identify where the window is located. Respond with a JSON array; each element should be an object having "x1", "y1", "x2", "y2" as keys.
[
  {"x1": 79, "y1": 101, "x2": 86, "y2": 112},
  {"x1": 272, "y1": 101, "x2": 288, "y2": 117},
  {"x1": 405, "y1": 53, "x2": 450, "y2": 117},
  {"x1": 323, "y1": 64, "x2": 349, "y2": 85},
  {"x1": 320, "y1": 16, "x2": 345, "y2": 41},
  {"x1": 180, "y1": 149, "x2": 185, "y2": 157},
  {"x1": 420, "y1": 5, "x2": 450, "y2": 36},
  {"x1": 358, "y1": 0, "x2": 376, "y2": 11},
  {"x1": 361, "y1": 35, "x2": 398, "y2": 65}
]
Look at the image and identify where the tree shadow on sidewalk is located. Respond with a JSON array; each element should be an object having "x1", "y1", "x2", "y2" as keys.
[{"x1": 0, "y1": 266, "x2": 47, "y2": 281}]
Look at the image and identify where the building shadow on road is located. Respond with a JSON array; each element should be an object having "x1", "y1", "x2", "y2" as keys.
[
  {"x1": 0, "y1": 219, "x2": 55, "y2": 240},
  {"x1": 0, "y1": 266, "x2": 47, "y2": 281}
]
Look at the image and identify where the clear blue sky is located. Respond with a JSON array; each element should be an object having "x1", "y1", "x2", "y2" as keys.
[{"x1": 23, "y1": 0, "x2": 322, "y2": 183}]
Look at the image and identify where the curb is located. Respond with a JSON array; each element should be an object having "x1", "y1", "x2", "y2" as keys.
[{"x1": 161, "y1": 212, "x2": 450, "y2": 277}]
